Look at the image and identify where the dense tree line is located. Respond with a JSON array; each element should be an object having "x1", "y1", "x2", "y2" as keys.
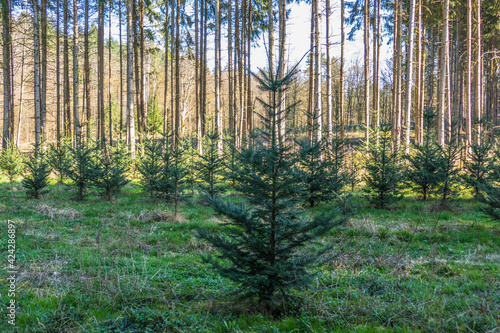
[{"x1": 0, "y1": 0, "x2": 498, "y2": 153}]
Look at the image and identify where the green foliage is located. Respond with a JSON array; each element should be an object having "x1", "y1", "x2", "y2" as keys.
[
  {"x1": 22, "y1": 144, "x2": 51, "y2": 199},
  {"x1": 137, "y1": 137, "x2": 164, "y2": 197},
  {"x1": 363, "y1": 124, "x2": 403, "y2": 209},
  {"x1": 92, "y1": 142, "x2": 131, "y2": 201},
  {"x1": 463, "y1": 140, "x2": 493, "y2": 197},
  {"x1": 197, "y1": 131, "x2": 224, "y2": 199},
  {"x1": 436, "y1": 134, "x2": 462, "y2": 202},
  {"x1": 297, "y1": 137, "x2": 343, "y2": 207},
  {"x1": 64, "y1": 140, "x2": 98, "y2": 201},
  {"x1": 48, "y1": 138, "x2": 72, "y2": 184},
  {"x1": 184, "y1": 137, "x2": 198, "y2": 195},
  {"x1": 477, "y1": 143, "x2": 500, "y2": 220},
  {"x1": 345, "y1": 146, "x2": 362, "y2": 192},
  {"x1": 405, "y1": 110, "x2": 442, "y2": 200},
  {"x1": 198, "y1": 64, "x2": 347, "y2": 311},
  {"x1": 0, "y1": 142, "x2": 24, "y2": 182},
  {"x1": 146, "y1": 94, "x2": 164, "y2": 135}
]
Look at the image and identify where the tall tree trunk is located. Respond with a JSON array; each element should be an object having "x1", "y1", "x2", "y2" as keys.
[
  {"x1": 404, "y1": 0, "x2": 415, "y2": 153},
  {"x1": 98, "y1": 0, "x2": 105, "y2": 146},
  {"x1": 164, "y1": 0, "x2": 169, "y2": 135},
  {"x1": 73, "y1": 0, "x2": 80, "y2": 144},
  {"x1": 228, "y1": 0, "x2": 233, "y2": 139},
  {"x1": 364, "y1": 0, "x2": 370, "y2": 146},
  {"x1": 373, "y1": 0, "x2": 380, "y2": 135},
  {"x1": 119, "y1": 0, "x2": 124, "y2": 139},
  {"x1": 139, "y1": 0, "x2": 145, "y2": 136},
  {"x1": 326, "y1": 0, "x2": 333, "y2": 144},
  {"x1": 339, "y1": 0, "x2": 345, "y2": 139},
  {"x1": 174, "y1": 0, "x2": 180, "y2": 145},
  {"x1": 127, "y1": 0, "x2": 136, "y2": 154},
  {"x1": 56, "y1": 0, "x2": 61, "y2": 143},
  {"x1": 215, "y1": 0, "x2": 222, "y2": 152},
  {"x1": 246, "y1": 0, "x2": 252, "y2": 136},
  {"x1": 475, "y1": 0, "x2": 482, "y2": 144},
  {"x1": 41, "y1": 0, "x2": 47, "y2": 140},
  {"x1": 314, "y1": 0, "x2": 322, "y2": 143},
  {"x1": 84, "y1": 0, "x2": 90, "y2": 139},
  {"x1": 64, "y1": 0, "x2": 71, "y2": 138},
  {"x1": 278, "y1": 0, "x2": 286, "y2": 142},
  {"x1": 108, "y1": 0, "x2": 113, "y2": 143},
  {"x1": 438, "y1": 0, "x2": 449, "y2": 146},
  {"x1": 16, "y1": 20, "x2": 27, "y2": 148},
  {"x1": 33, "y1": 0, "x2": 41, "y2": 147},
  {"x1": 2, "y1": 0, "x2": 13, "y2": 148}
]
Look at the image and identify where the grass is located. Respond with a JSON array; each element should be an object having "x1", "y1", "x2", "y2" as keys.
[{"x1": 0, "y1": 175, "x2": 499, "y2": 332}]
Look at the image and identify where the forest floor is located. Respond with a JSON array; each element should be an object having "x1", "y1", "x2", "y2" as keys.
[{"x1": 0, "y1": 178, "x2": 499, "y2": 332}]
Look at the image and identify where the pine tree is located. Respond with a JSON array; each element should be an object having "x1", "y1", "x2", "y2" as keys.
[
  {"x1": 436, "y1": 130, "x2": 461, "y2": 202},
  {"x1": 197, "y1": 131, "x2": 224, "y2": 199},
  {"x1": 0, "y1": 142, "x2": 24, "y2": 182},
  {"x1": 478, "y1": 145, "x2": 500, "y2": 220},
  {"x1": 137, "y1": 137, "x2": 163, "y2": 197},
  {"x1": 364, "y1": 124, "x2": 403, "y2": 209},
  {"x1": 64, "y1": 139, "x2": 98, "y2": 200},
  {"x1": 93, "y1": 142, "x2": 131, "y2": 201},
  {"x1": 48, "y1": 138, "x2": 72, "y2": 184},
  {"x1": 197, "y1": 64, "x2": 347, "y2": 311},
  {"x1": 405, "y1": 110, "x2": 441, "y2": 200},
  {"x1": 463, "y1": 139, "x2": 493, "y2": 197},
  {"x1": 22, "y1": 144, "x2": 51, "y2": 199},
  {"x1": 345, "y1": 145, "x2": 361, "y2": 192}
]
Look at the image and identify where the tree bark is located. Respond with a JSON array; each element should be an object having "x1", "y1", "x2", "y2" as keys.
[
  {"x1": 404, "y1": 0, "x2": 415, "y2": 153},
  {"x1": 127, "y1": 0, "x2": 136, "y2": 154},
  {"x1": 2, "y1": 0, "x2": 13, "y2": 148},
  {"x1": 73, "y1": 0, "x2": 80, "y2": 144},
  {"x1": 364, "y1": 0, "x2": 370, "y2": 147}
]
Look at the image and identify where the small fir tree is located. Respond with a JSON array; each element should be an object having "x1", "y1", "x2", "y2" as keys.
[
  {"x1": 22, "y1": 144, "x2": 51, "y2": 199},
  {"x1": 92, "y1": 142, "x2": 131, "y2": 200},
  {"x1": 184, "y1": 137, "x2": 198, "y2": 196},
  {"x1": 478, "y1": 144, "x2": 500, "y2": 220},
  {"x1": 48, "y1": 138, "x2": 72, "y2": 184},
  {"x1": 197, "y1": 64, "x2": 347, "y2": 311},
  {"x1": 436, "y1": 128, "x2": 461, "y2": 202},
  {"x1": 345, "y1": 146, "x2": 362, "y2": 192},
  {"x1": 405, "y1": 110, "x2": 441, "y2": 200},
  {"x1": 363, "y1": 124, "x2": 403, "y2": 209},
  {"x1": 64, "y1": 139, "x2": 98, "y2": 200},
  {"x1": 137, "y1": 137, "x2": 163, "y2": 197},
  {"x1": 197, "y1": 131, "x2": 224, "y2": 199},
  {"x1": 463, "y1": 139, "x2": 493, "y2": 197},
  {"x1": 0, "y1": 142, "x2": 24, "y2": 182}
]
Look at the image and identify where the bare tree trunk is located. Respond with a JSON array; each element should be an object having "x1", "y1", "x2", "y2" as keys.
[
  {"x1": 314, "y1": 0, "x2": 322, "y2": 143},
  {"x1": 73, "y1": 0, "x2": 80, "y2": 144},
  {"x1": 98, "y1": 0, "x2": 105, "y2": 146},
  {"x1": 56, "y1": 0, "x2": 61, "y2": 143},
  {"x1": 164, "y1": 0, "x2": 169, "y2": 135},
  {"x1": 326, "y1": 0, "x2": 332, "y2": 144},
  {"x1": 16, "y1": 20, "x2": 27, "y2": 148},
  {"x1": 139, "y1": 0, "x2": 145, "y2": 136},
  {"x1": 215, "y1": 0, "x2": 222, "y2": 152},
  {"x1": 373, "y1": 0, "x2": 381, "y2": 135},
  {"x1": 340, "y1": 0, "x2": 345, "y2": 139},
  {"x1": 228, "y1": 0, "x2": 233, "y2": 139},
  {"x1": 2, "y1": 0, "x2": 13, "y2": 148},
  {"x1": 278, "y1": 0, "x2": 286, "y2": 142},
  {"x1": 246, "y1": 0, "x2": 252, "y2": 136},
  {"x1": 84, "y1": 0, "x2": 90, "y2": 139},
  {"x1": 108, "y1": 0, "x2": 113, "y2": 143},
  {"x1": 438, "y1": 0, "x2": 449, "y2": 146},
  {"x1": 364, "y1": 0, "x2": 370, "y2": 146},
  {"x1": 475, "y1": 0, "x2": 482, "y2": 143},
  {"x1": 64, "y1": 0, "x2": 71, "y2": 138},
  {"x1": 119, "y1": 0, "x2": 124, "y2": 139},
  {"x1": 127, "y1": 0, "x2": 136, "y2": 154},
  {"x1": 41, "y1": 0, "x2": 47, "y2": 140},
  {"x1": 404, "y1": 0, "x2": 416, "y2": 153},
  {"x1": 174, "y1": 0, "x2": 180, "y2": 145},
  {"x1": 33, "y1": 0, "x2": 41, "y2": 147}
]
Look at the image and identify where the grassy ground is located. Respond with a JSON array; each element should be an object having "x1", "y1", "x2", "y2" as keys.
[{"x1": 0, "y1": 177, "x2": 499, "y2": 332}]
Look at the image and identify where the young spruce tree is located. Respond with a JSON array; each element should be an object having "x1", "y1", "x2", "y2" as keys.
[
  {"x1": 48, "y1": 138, "x2": 72, "y2": 184},
  {"x1": 137, "y1": 137, "x2": 163, "y2": 197},
  {"x1": 405, "y1": 110, "x2": 441, "y2": 200},
  {"x1": 197, "y1": 64, "x2": 347, "y2": 312},
  {"x1": 478, "y1": 143, "x2": 500, "y2": 220},
  {"x1": 197, "y1": 131, "x2": 224, "y2": 199},
  {"x1": 92, "y1": 142, "x2": 131, "y2": 201},
  {"x1": 22, "y1": 143, "x2": 51, "y2": 199},
  {"x1": 364, "y1": 124, "x2": 403, "y2": 209},
  {"x1": 436, "y1": 127, "x2": 462, "y2": 202},
  {"x1": 0, "y1": 142, "x2": 24, "y2": 182},
  {"x1": 297, "y1": 114, "x2": 344, "y2": 207},
  {"x1": 64, "y1": 139, "x2": 98, "y2": 201},
  {"x1": 463, "y1": 138, "x2": 493, "y2": 197}
]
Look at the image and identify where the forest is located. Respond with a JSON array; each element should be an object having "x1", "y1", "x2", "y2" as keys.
[{"x1": 0, "y1": 0, "x2": 500, "y2": 332}]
